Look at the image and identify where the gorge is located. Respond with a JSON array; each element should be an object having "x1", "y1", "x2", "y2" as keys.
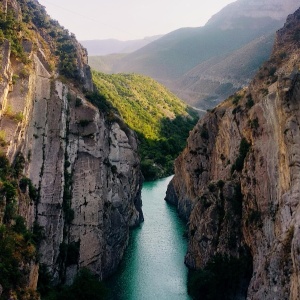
[
  {"x1": 105, "y1": 176, "x2": 190, "y2": 300},
  {"x1": 2, "y1": 0, "x2": 300, "y2": 299}
]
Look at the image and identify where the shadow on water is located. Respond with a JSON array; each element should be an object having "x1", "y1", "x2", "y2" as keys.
[{"x1": 105, "y1": 176, "x2": 191, "y2": 300}]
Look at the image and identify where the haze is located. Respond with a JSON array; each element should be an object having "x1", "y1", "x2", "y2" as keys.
[{"x1": 38, "y1": 0, "x2": 237, "y2": 40}]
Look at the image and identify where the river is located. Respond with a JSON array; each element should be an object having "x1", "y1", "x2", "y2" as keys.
[{"x1": 106, "y1": 176, "x2": 191, "y2": 300}]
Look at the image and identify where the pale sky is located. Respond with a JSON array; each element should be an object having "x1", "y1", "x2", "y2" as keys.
[{"x1": 38, "y1": 0, "x2": 237, "y2": 41}]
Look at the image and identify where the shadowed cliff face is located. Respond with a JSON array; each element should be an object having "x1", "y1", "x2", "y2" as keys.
[
  {"x1": 166, "y1": 7, "x2": 300, "y2": 299},
  {"x1": 0, "y1": 0, "x2": 143, "y2": 287}
]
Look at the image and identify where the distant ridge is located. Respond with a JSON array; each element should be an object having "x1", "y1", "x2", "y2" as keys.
[
  {"x1": 90, "y1": 0, "x2": 299, "y2": 109},
  {"x1": 80, "y1": 35, "x2": 163, "y2": 56}
]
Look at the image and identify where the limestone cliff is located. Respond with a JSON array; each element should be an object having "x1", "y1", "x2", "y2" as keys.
[
  {"x1": 0, "y1": 0, "x2": 143, "y2": 291},
  {"x1": 166, "y1": 7, "x2": 300, "y2": 299}
]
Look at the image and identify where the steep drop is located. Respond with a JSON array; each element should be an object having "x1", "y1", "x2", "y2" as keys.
[
  {"x1": 166, "y1": 7, "x2": 300, "y2": 299},
  {"x1": 0, "y1": 0, "x2": 143, "y2": 294}
]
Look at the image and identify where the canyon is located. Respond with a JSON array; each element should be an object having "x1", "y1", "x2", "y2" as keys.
[{"x1": 2, "y1": 0, "x2": 300, "y2": 299}]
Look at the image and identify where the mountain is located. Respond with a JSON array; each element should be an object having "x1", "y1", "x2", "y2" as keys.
[
  {"x1": 81, "y1": 35, "x2": 163, "y2": 56},
  {"x1": 94, "y1": 0, "x2": 299, "y2": 109},
  {"x1": 166, "y1": 7, "x2": 300, "y2": 299},
  {"x1": 0, "y1": 0, "x2": 143, "y2": 298},
  {"x1": 88, "y1": 53, "x2": 127, "y2": 73},
  {"x1": 92, "y1": 71, "x2": 199, "y2": 180},
  {"x1": 174, "y1": 33, "x2": 275, "y2": 108}
]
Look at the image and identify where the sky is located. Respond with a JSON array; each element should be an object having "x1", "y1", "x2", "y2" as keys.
[{"x1": 38, "y1": 0, "x2": 237, "y2": 41}]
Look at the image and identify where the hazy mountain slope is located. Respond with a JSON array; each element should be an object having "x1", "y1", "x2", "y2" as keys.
[
  {"x1": 105, "y1": 0, "x2": 299, "y2": 108},
  {"x1": 207, "y1": 0, "x2": 300, "y2": 28},
  {"x1": 88, "y1": 53, "x2": 127, "y2": 73},
  {"x1": 81, "y1": 35, "x2": 162, "y2": 56},
  {"x1": 113, "y1": 21, "x2": 279, "y2": 80},
  {"x1": 92, "y1": 71, "x2": 199, "y2": 180},
  {"x1": 173, "y1": 33, "x2": 275, "y2": 108}
]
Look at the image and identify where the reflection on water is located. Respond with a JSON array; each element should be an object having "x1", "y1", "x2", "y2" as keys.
[{"x1": 105, "y1": 176, "x2": 191, "y2": 300}]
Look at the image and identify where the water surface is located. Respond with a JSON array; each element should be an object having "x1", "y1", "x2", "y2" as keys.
[{"x1": 106, "y1": 176, "x2": 190, "y2": 300}]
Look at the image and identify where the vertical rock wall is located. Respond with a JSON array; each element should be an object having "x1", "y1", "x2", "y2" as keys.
[
  {"x1": 0, "y1": 0, "x2": 143, "y2": 285},
  {"x1": 166, "y1": 7, "x2": 300, "y2": 299}
]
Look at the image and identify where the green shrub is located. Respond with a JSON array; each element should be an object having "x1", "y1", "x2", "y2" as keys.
[
  {"x1": 0, "y1": 223, "x2": 37, "y2": 298},
  {"x1": 37, "y1": 264, "x2": 52, "y2": 296},
  {"x1": 14, "y1": 112, "x2": 24, "y2": 122},
  {"x1": 19, "y1": 177, "x2": 37, "y2": 201},
  {"x1": 32, "y1": 221, "x2": 45, "y2": 245},
  {"x1": 279, "y1": 52, "x2": 287, "y2": 60},
  {"x1": 232, "y1": 105, "x2": 241, "y2": 115},
  {"x1": 66, "y1": 241, "x2": 80, "y2": 266},
  {"x1": 232, "y1": 94, "x2": 242, "y2": 106},
  {"x1": 4, "y1": 200, "x2": 16, "y2": 223},
  {"x1": 75, "y1": 98, "x2": 82, "y2": 107},
  {"x1": 231, "y1": 183, "x2": 243, "y2": 216},
  {"x1": 13, "y1": 153, "x2": 25, "y2": 178},
  {"x1": 260, "y1": 88, "x2": 268, "y2": 96},
  {"x1": 3, "y1": 181, "x2": 17, "y2": 201},
  {"x1": 140, "y1": 160, "x2": 160, "y2": 181},
  {"x1": 78, "y1": 119, "x2": 91, "y2": 127},
  {"x1": 200, "y1": 127, "x2": 209, "y2": 139},
  {"x1": 247, "y1": 210, "x2": 262, "y2": 227},
  {"x1": 249, "y1": 118, "x2": 259, "y2": 130},
  {"x1": 111, "y1": 165, "x2": 118, "y2": 174},
  {"x1": 208, "y1": 182, "x2": 216, "y2": 192},
  {"x1": 0, "y1": 130, "x2": 7, "y2": 147},
  {"x1": 188, "y1": 253, "x2": 252, "y2": 300},
  {"x1": 268, "y1": 67, "x2": 276, "y2": 77},
  {"x1": 46, "y1": 268, "x2": 107, "y2": 300},
  {"x1": 246, "y1": 94, "x2": 254, "y2": 109},
  {"x1": 12, "y1": 216, "x2": 28, "y2": 235},
  {"x1": 64, "y1": 207, "x2": 74, "y2": 223},
  {"x1": 231, "y1": 138, "x2": 251, "y2": 173},
  {"x1": 0, "y1": 153, "x2": 10, "y2": 177}
]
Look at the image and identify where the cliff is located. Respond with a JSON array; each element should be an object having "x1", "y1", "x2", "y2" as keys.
[
  {"x1": 0, "y1": 0, "x2": 143, "y2": 295},
  {"x1": 166, "y1": 7, "x2": 300, "y2": 299}
]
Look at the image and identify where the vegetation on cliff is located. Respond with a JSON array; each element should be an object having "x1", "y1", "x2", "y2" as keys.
[
  {"x1": 39, "y1": 268, "x2": 107, "y2": 300},
  {"x1": 0, "y1": 154, "x2": 40, "y2": 299},
  {"x1": 92, "y1": 71, "x2": 199, "y2": 180},
  {"x1": 188, "y1": 253, "x2": 252, "y2": 300},
  {"x1": 0, "y1": 0, "x2": 137, "y2": 297},
  {"x1": 0, "y1": 0, "x2": 88, "y2": 84}
]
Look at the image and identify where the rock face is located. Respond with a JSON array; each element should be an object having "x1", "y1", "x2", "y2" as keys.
[
  {"x1": 0, "y1": 0, "x2": 143, "y2": 285},
  {"x1": 166, "y1": 7, "x2": 300, "y2": 299}
]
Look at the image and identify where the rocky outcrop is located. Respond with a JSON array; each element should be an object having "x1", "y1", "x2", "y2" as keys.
[
  {"x1": 166, "y1": 7, "x2": 300, "y2": 299},
  {"x1": 0, "y1": 0, "x2": 143, "y2": 287}
]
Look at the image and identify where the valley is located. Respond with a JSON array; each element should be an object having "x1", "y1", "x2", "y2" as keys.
[
  {"x1": 88, "y1": 0, "x2": 299, "y2": 109},
  {"x1": 1, "y1": 0, "x2": 300, "y2": 299},
  {"x1": 91, "y1": 71, "x2": 199, "y2": 180}
]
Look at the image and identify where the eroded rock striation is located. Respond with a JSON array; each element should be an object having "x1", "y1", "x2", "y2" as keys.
[
  {"x1": 166, "y1": 7, "x2": 300, "y2": 299},
  {"x1": 0, "y1": 0, "x2": 143, "y2": 288}
]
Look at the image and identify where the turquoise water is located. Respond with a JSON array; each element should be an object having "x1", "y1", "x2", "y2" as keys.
[{"x1": 106, "y1": 176, "x2": 191, "y2": 300}]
